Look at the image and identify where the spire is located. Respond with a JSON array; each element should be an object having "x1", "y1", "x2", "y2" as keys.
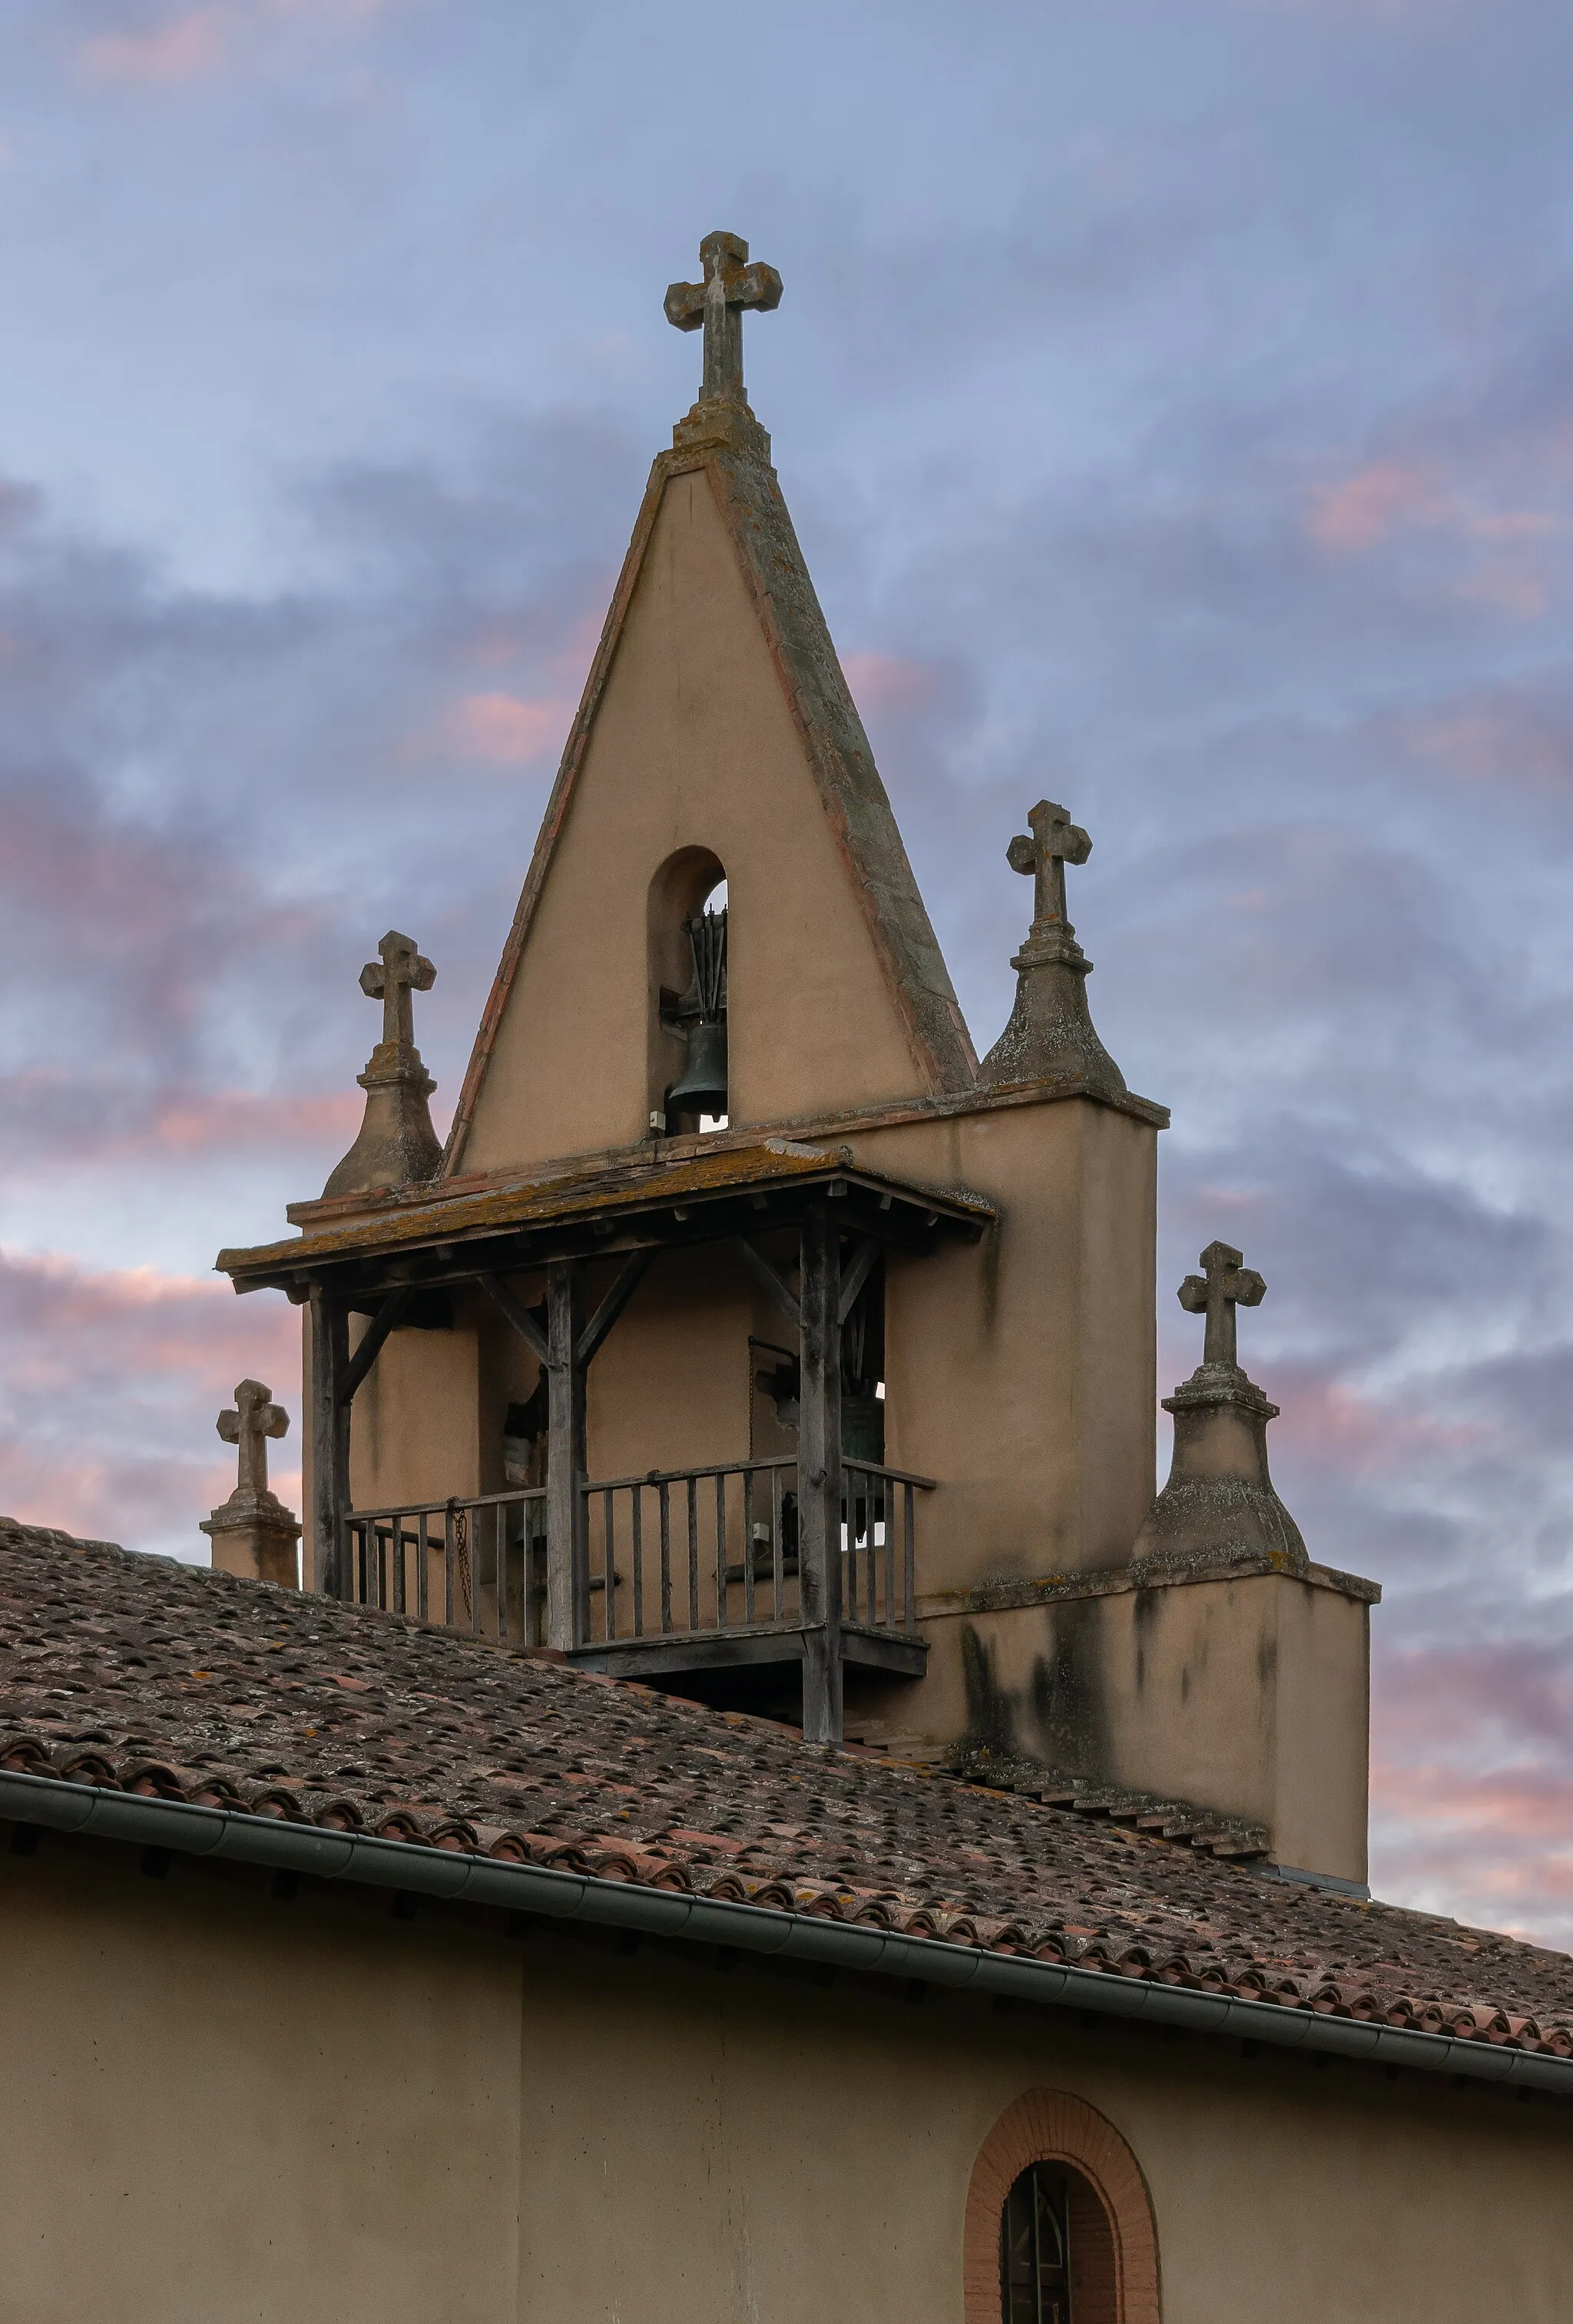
[
  {"x1": 323, "y1": 930, "x2": 443, "y2": 1198},
  {"x1": 442, "y1": 236, "x2": 977, "y2": 1171},
  {"x1": 1131, "y1": 1241, "x2": 1308, "y2": 1578},
  {"x1": 980, "y1": 799, "x2": 1125, "y2": 1099}
]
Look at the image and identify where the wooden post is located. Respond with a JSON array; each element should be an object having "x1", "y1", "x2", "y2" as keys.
[
  {"x1": 545, "y1": 1258, "x2": 588, "y2": 1651},
  {"x1": 797, "y1": 1206, "x2": 843, "y2": 1743},
  {"x1": 308, "y1": 1288, "x2": 351, "y2": 1599}
]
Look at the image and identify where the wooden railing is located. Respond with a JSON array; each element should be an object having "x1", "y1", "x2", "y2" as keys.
[
  {"x1": 346, "y1": 1459, "x2": 932, "y2": 1652},
  {"x1": 582, "y1": 1457, "x2": 930, "y2": 1646},
  {"x1": 346, "y1": 1487, "x2": 547, "y2": 1642}
]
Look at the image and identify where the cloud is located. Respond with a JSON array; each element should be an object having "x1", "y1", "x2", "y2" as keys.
[
  {"x1": 839, "y1": 650, "x2": 942, "y2": 714},
  {"x1": 1306, "y1": 463, "x2": 1437, "y2": 551},
  {"x1": 0, "y1": 1248, "x2": 300, "y2": 1554},
  {"x1": 79, "y1": 7, "x2": 231, "y2": 85},
  {"x1": 1369, "y1": 1631, "x2": 1573, "y2": 1944},
  {"x1": 446, "y1": 690, "x2": 570, "y2": 768},
  {"x1": 76, "y1": 0, "x2": 404, "y2": 88}
]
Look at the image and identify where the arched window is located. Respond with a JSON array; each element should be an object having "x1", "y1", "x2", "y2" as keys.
[
  {"x1": 965, "y1": 2092, "x2": 1161, "y2": 2324},
  {"x1": 1001, "y1": 2163, "x2": 1071, "y2": 2322}
]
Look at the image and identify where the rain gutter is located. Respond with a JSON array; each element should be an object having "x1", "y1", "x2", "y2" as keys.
[{"x1": 4, "y1": 1771, "x2": 1569, "y2": 2098}]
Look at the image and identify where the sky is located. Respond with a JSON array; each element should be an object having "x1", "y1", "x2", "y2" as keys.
[{"x1": 2, "y1": 0, "x2": 1571, "y2": 1947}]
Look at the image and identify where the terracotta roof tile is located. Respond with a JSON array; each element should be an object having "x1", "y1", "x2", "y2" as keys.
[{"x1": 0, "y1": 1520, "x2": 1569, "y2": 2051}]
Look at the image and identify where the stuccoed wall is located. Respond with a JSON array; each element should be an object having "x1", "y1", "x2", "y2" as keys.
[{"x1": 1, "y1": 1835, "x2": 1567, "y2": 2324}]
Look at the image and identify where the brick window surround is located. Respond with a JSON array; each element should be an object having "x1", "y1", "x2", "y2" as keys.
[{"x1": 963, "y1": 2090, "x2": 1161, "y2": 2324}]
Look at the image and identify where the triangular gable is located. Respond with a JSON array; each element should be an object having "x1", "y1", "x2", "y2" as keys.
[{"x1": 445, "y1": 411, "x2": 976, "y2": 1177}]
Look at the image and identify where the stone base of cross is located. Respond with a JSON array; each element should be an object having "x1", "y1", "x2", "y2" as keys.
[
  {"x1": 200, "y1": 1377, "x2": 302, "y2": 1589},
  {"x1": 323, "y1": 930, "x2": 445, "y2": 1199},
  {"x1": 981, "y1": 798, "x2": 1125, "y2": 1097},
  {"x1": 1131, "y1": 1242, "x2": 1308, "y2": 1580}
]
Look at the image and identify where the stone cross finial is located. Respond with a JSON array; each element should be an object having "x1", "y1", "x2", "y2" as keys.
[
  {"x1": 217, "y1": 1379, "x2": 289, "y2": 1501},
  {"x1": 360, "y1": 930, "x2": 435, "y2": 1054},
  {"x1": 665, "y1": 230, "x2": 783, "y2": 406},
  {"x1": 1179, "y1": 1241, "x2": 1266, "y2": 1370},
  {"x1": 1006, "y1": 800, "x2": 1092, "y2": 940}
]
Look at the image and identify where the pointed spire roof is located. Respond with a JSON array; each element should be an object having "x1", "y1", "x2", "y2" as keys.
[{"x1": 443, "y1": 235, "x2": 975, "y2": 1174}]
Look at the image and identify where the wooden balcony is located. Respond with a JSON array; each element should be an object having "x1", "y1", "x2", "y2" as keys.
[
  {"x1": 345, "y1": 1456, "x2": 933, "y2": 1689},
  {"x1": 220, "y1": 1139, "x2": 991, "y2": 1740}
]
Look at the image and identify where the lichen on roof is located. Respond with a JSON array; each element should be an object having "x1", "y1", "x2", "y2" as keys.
[{"x1": 1, "y1": 1522, "x2": 1568, "y2": 2058}]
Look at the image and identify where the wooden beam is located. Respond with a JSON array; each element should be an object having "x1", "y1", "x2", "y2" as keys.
[
  {"x1": 481, "y1": 1273, "x2": 548, "y2": 1364},
  {"x1": 796, "y1": 1208, "x2": 843, "y2": 1745},
  {"x1": 575, "y1": 1248, "x2": 655, "y2": 1371},
  {"x1": 545, "y1": 1259, "x2": 588, "y2": 1653},
  {"x1": 836, "y1": 1236, "x2": 881, "y2": 1328},
  {"x1": 308, "y1": 1290, "x2": 351, "y2": 1600},
  {"x1": 729, "y1": 1235, "x2": 800, "y2": 1328},
  {"x1": 336, "y1": 1287, "x2": 412, "y2": 1408}
]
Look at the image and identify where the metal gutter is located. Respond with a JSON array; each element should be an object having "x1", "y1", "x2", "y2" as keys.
[{"x1": 4, "y1": 1772, "x2": 1569, "y2": 2098}]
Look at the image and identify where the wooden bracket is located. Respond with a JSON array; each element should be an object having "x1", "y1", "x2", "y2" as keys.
[
  {"x1": 336, "y1": 1287, "x2": 412, "y2": 1408},
  {"x1": 482, "y1": 1274, "x2": 548, "y2": 1364},
  {"x1": 730, "y1": 1235, "x2": 800, "y2": 1328},
  {"x1": 575, "y1": 1248, "x2": 656, "y2": 1371},
  {"x1": 837, "y1": 1237, "x2": 881, "y2": 1328},
  {"x1": 485, "y1": 1252, "x2": 654, "y2": 1372}
]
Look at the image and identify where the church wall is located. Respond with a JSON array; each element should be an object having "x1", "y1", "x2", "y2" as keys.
[
  {"x1": 346, "y1": 1314, "x2": 482, "y2": 1515},
  {"x1": 857, "y1": 1096, "x2": 1158, "y2": 1585},
  {"x1": 518, "y1": 1936, "x2": 1573, "y2": 2324},
  {"x1": 462, "y1": 464, "x2": 927, "y2": 1175},
  {"x1": 1268, "y1": 1571, "x2": 1373, "y2": 1879},
  {"x1": 876, "y1": 1570, "x2": 1370, "y2": 1885},
  {"x1": 3, "y1": 1839, "x2": 1568, "y2": 2324},
  {"x1": 584, "y1": 1243, "x2": 755, "y2": 1477},
  {"x1": 0, "y1": 1840, "x2": 523, "y2": 2324}
]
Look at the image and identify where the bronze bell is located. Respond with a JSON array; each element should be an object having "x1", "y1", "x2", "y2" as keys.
[{"x1": 667, "y1": 1016, "x2": 729, "y2": 1117}]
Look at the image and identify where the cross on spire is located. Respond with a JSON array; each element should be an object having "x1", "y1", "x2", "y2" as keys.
[
  {"x1": 360, "y1": 930, "x2": 435, "y2": 1054},
  {"x1": 664, "y1": 230, "x2": 782, "y2": 407},
  {"x1": 1179, "y1": 1241, "x2": 1266, "y2": 1370},
  {"x1": 217, "y1": 1378, "x2": 289, "y2": 1501},
  {"x1": 1006, "y1": 800, "x2": 1092, "y2": 941}
]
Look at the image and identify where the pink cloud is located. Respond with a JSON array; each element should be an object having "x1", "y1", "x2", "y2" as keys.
[
  {"x1": 0, "y1": 1248, "x2": 300, "y2": 1556},
  {"x1": 1304, "y1": 461, "x2": 1563, "y2": 617},
  {"x1": 0, "y1": 1075, "x2": 358, "y2": 1158},
  {"x1": 1371, "y1": 1754, "x2": 1573, "y2": 1947},
  {"x1": 1402, "y1": 695, "x2": 1573, "y2": 792},
  {"x1": 1368, "y1": 1636, "x2": 1573, "y2": 1947},
  {"x1": 1269, "y1": 1368, "x2": 1488, "y2": 1476},
  {"x1": 840, "y1": 649, "x2": 940, "y2": 713},
  {"x1": 1306, "y1": 462, "x2": 1436, "y2": 550},
  {"x1": 77, "y1": 0, "x2": 403, "y2": 89},
  {"x1": 446, "y1": 691, "x2": 569, "y2": 768},
  {"x1": 80, "y1": 6, "x2": 231, "y2": 85}
]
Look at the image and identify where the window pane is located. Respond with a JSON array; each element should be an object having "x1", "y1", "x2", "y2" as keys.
[{"x1": 999, "y1": 2164, "x2": 1071, "y2": 2324}]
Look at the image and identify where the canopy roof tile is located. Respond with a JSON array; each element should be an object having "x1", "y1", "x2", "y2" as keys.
[{"x1": 217, "y1": 1140, "x2": 994, "y2": 1291}]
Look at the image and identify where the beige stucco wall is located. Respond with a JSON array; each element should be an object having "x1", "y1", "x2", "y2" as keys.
[
  {"x1": 882, "y1": 1570, "x2": 1371, "y2": 1883},
  {"x1": 462, "y1": 462, "x2": 930, "y2": 1172},
  {"x1": 856, "y1": 1097, "x2": 1158, "y2": 1585},
  {"x1": 1, "y1": 1837, "x2": 1567, "y2": 2323}
]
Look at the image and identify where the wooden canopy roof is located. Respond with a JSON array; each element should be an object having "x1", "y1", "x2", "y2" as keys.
[{"x1": 217, "y1": 1140, "x2": 994, "y2": 1301}]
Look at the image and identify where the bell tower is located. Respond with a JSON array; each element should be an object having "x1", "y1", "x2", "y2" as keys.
[{"x1": 220, "y1": 229, "x2": 1376, "y2": 1886}]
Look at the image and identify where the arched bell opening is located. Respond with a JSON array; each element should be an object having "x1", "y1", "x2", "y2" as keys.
[{"x1": 647, "y1": 847, "x2": 729, "y2": 1135}]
